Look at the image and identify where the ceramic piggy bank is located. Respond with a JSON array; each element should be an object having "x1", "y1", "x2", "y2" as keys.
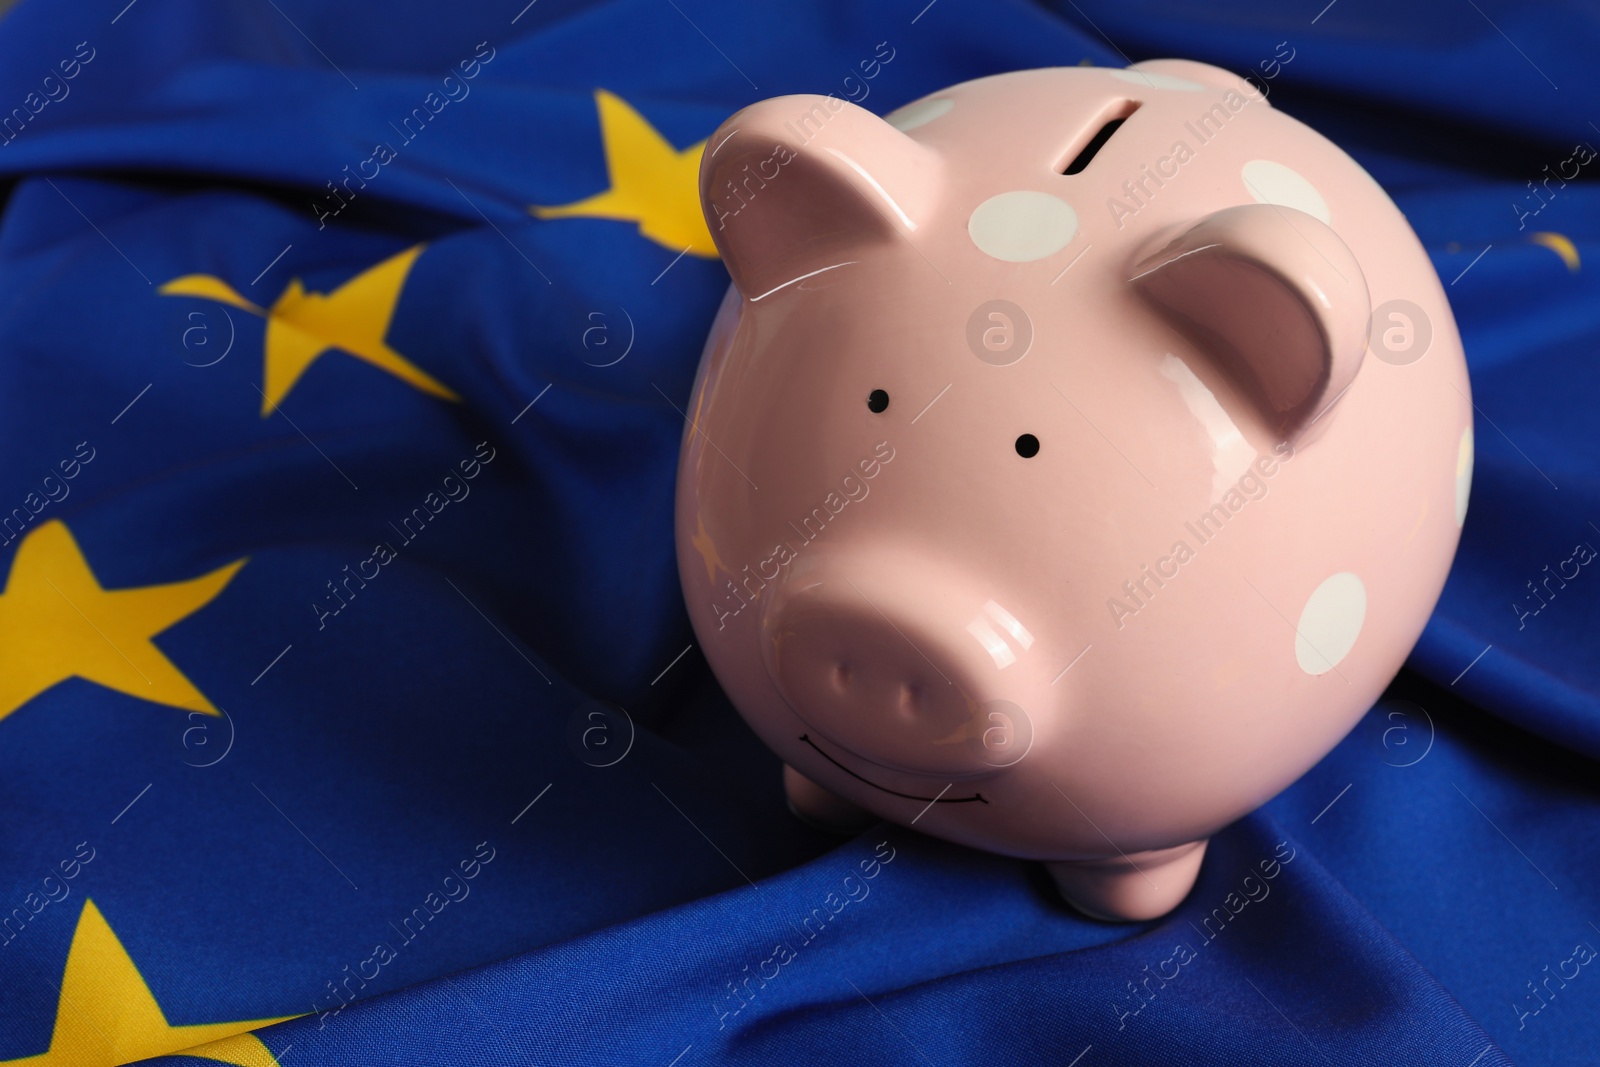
[{"x1": 673, "y1": 60, "x2": 1470, "y2": 920}]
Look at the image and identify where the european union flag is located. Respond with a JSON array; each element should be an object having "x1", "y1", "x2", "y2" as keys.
[{"x1": 0, "y1": 0, "x2": 1595, "y2": 1064}]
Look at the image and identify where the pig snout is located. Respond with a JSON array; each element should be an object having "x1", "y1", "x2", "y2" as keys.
[{"x1": 761, "y1": 561, "x2": 1037, "y2": 777}]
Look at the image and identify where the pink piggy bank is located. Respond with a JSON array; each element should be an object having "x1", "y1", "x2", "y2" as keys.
[{"x1": 674, "y1": 60, "x2": 1471, "y2": 920}]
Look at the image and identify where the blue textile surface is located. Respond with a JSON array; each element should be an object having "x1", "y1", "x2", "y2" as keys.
[{"x1": 0, "y1": 0, "x2": 1595, "y2": 1064}]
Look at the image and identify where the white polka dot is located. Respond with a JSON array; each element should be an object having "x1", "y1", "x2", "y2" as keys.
[
  {"x1": 886, "y1": 97, "x2": 953, "y2": 132},
  {"x1": 968, "y1": 191, "x2": 1079, "y2": 262},
  {"x1": 1241, "y1": 160, "x2": 1331, "y2": 224},
  {"x1": 1109, "y1": 69, "x2": 1204, "y2": 91},
  {"x1": 1295, "y1": 573, "x2": 1366, "y2": 676},
  {"x1": 1455, "y1": 425, "x2": 1473, "y2": 527}
]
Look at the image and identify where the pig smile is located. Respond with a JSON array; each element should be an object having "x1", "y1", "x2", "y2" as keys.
[{"x1": 799, "y1": 734, "x2": 990, "y2": 804}]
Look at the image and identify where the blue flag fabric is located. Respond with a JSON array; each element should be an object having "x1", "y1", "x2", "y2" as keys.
[{"x1": 0, "y1": 0, "x2": 1594, "y2": 1064}]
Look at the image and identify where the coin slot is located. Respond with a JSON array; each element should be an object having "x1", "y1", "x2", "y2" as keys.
[{"x1": 1060, "y1": 101, "x2": 1141, "y2": 175}]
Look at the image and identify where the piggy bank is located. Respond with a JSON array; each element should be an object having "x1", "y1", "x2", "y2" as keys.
[{"x1": 673, "y1": 60, "x2": 1470, "y2": 920}]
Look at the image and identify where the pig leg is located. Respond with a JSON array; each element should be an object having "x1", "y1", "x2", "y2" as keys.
[
  {"x1": 783, "y1": 765, "x2": 876, "y2": 833},
  {"x1": 1046, "y1": 840, "x2": 1208, "y2": 922}
]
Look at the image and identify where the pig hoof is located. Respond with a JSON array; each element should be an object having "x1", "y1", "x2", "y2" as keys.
[
  {"x1": 784, "y1": 765, "x2": 876, "y2": 834},
  {"x1": 1047, "y1": 840, "x2": 1208, "y2": 921}
]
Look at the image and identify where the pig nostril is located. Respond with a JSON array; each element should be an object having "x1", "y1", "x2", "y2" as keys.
[
  {"x1": 832, "y1": 662, "x2": 852, "y2": 690},
  {"x1": 867, "y1": 389, "x2": 889, "y2": 413},
  {"x1": 898, "y1": 683, "x2": 919, "y2": 716}
]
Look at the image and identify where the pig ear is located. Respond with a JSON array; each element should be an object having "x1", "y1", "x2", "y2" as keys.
[
  {"x1": 700, "y1": 95, "x2": 940, "y2": 300},
  {"x1": 1129, "y1": 204, "x2": 1370, "y2": 433}
]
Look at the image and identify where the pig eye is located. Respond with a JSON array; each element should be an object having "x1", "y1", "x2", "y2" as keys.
[
  {"x1": 1015, "y1": 433, "x2": 1040, "y2": 458},
  {"x1": 867, "y1": 389, "x2": 889, "y2": 413}
]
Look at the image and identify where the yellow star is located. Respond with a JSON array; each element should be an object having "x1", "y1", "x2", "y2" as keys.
[
  {"x1": 159, "y1": 245, "x2": 460, "y2": 415},
  {"x1": 0, "y1": 520, "x2": 245, "y2": 722},
  {"x1": 2, "y1": 899, "x2": 291, "y2": 1066},
  {"x1": 531, "y1": 89, "x2": 717, "y2": 257},
  {"x1": 1528, "y1": 231, "x2": 1581, "y2": 271}
]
